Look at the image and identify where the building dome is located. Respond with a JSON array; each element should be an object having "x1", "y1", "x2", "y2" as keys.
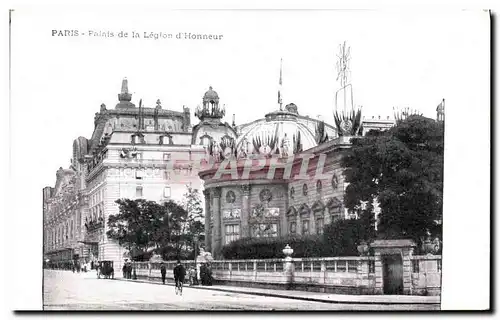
[
  {"x1": 203, "y1": 86, "x2": 219, "y2": 103},
  {"x1": 236, "y1": 108, "x2": 337, "y2": 157}
]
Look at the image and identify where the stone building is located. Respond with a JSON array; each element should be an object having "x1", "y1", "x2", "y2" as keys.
[
  {"x1": 198, "y1": 102, "x2": 353, "y2": 258},
  {"x1": 43, "y1": 167, "x2": 86, "y2": 267},
  {"x1": 43, "y1": 77, "x2": 397, "y2": 267},
  {"x1": 42, "y1": 79, "x2": 224, "y2": 270}
]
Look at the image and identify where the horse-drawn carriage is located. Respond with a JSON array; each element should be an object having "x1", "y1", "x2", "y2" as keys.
[{"x1": 97, "y1": 260, "x2": 114, "y2": 279}]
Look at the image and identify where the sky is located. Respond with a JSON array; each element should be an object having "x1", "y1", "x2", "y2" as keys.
[
  {"x1": 10, "y1": 9, "x2": 489, "y2": 187},
  {"x1": 6, "y1": 6, "x2": 492, "y2": 310}
]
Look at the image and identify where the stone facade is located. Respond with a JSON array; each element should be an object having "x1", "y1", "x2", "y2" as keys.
[
  {"x1": 43, "y1": 167, "x2": 87, "y2": 266},
  {"x1": 199, "y1": 137, "x2": 354, "y2": 258},
  {"x1": 43, "y1": 80, "x2": 221, "y2": 270}
]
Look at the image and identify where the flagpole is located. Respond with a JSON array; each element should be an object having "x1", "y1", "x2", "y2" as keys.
[{"x1": 278, "y1": 58, "x2": 283, "y2": 111}]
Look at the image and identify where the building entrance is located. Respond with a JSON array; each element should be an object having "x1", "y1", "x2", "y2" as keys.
[{"x1": 382, "y1": 254, "x2": 403, "y2": 294}]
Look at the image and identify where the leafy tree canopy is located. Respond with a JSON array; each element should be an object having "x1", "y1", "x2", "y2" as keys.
[
  {"x1": 107, "y1": 186, "x2": 205, "y2": 261},
  {"x1": 341, "y1": 115, "x2": 444, "y2": 243}
]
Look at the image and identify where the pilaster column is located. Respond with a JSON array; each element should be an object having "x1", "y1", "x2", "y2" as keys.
[
  {"x1": 203, "y1": 189, "x2": 211, "y2": 252},
  {"x1": 373, "y1": 252, "x2": 383, "y2": 294},
  {"x1": 296, "y1": 213, "x2": 301, "y2": 235},
  {"x1": 402, "y1": 248, "x2": 414, "y2": 295},
  {"x1": 240, "y1": 184, "x2": 251, "y2": 238},
  {"x1": 310, "y1": 210, "x2": 316, "y2": 235},
  {"x1": 211, "y1": 188, "x2": 222, "y2": 258},
  {"x1": 324, "y1": 207, "x2": 331, "y2": 226}
]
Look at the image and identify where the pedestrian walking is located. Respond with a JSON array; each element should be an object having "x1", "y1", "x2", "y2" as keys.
[
  {"x1": 173, "y1": 260, "x2": 186, "y2": 296},
  {"x1": 126, "y1": 261, "x2": 132, "y2": 279},
  {"x1": 160, "y1": 262, "x2": 167, "y2": 284},
  {"x1": 122, "y1": 261, "x2": 127, "y2": 278}
]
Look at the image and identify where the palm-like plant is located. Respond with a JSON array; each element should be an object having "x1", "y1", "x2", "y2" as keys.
[{"x1": 333, "y1": 107, "x2": 363, "y2": 136}]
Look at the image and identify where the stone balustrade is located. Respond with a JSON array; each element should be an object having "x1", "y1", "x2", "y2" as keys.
[
  {"x1": 128, "y1": 254, "x2": 441, "y2": 296},
  {"x1": 410, "y1": 255, "x2": 442, "y2": 296}
]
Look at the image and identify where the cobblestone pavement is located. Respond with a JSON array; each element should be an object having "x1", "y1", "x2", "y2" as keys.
[{"x1": 43, "y1": 270, "x2": 439, "y2": 311}]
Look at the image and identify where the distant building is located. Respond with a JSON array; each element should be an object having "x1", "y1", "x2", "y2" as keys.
[{"x1": 361, "y1": 116, "x2": 395, "y2": 136}]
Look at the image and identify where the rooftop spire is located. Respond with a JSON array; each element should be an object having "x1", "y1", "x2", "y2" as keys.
[
  {"x1": 116, "y1": 77, "x2": 135, "y2": 109},
  {"x1": 121, "y1": 78, "x2": 129, "y2": 94}
]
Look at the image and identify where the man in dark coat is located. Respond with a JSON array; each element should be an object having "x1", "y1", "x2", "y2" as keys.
[
  {"x1": 122, "y1": 261, "x2": 127, "y2": 279},
  {"x1": 173, "y1": 260, "x2": 186, "y2": 295},
  {"x1": 160, "y1": 262, "x2": 167, "y2": 284}
]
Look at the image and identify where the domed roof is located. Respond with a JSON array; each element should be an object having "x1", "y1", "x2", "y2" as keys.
[
  {"x1": 203, "y1": 86, "x2": 219, "y2": 102},
  {"x1": 236, "y1": 109, "x2": 337, "y2": 156}
]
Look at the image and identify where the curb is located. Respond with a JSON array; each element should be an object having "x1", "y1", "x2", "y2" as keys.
[{"x1": 113, "y1": 278, "x2": 440, "y2": 306}]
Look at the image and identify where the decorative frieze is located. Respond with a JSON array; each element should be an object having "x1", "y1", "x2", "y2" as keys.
[
  {"x1": 223, "y1": 208, "x2": 241, "y2": 219},
  {"x1": 251, "y1": 204, "x2": 280, "y2": 219},
  {"x1": 259, "y1": 188, "x2": 272, "y2": 203}
]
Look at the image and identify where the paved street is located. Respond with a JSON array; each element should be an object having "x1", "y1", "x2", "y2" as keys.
[{"x1": 43, "y1": 270, "x2": 439, "y2": 311}]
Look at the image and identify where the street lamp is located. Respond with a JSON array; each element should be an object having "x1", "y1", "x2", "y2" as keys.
[{"x1": 193, "y1": 235, "x2": 199, "y2": 285}]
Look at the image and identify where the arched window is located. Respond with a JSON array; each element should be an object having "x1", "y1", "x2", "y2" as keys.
[
  {"x1": 327, "y1": 197, "x2": 343, "y2": 222},
  {"x1": 312, "y1": 200, "x2": 325, "y2": 216}
]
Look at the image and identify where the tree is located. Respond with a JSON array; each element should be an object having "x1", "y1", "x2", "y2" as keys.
[
  {"x1": 155, "y1": 186, "x2": 205, "y2": 260},
  {"x1": 341, "y1": 115, "x2": 444, "y2": 245},
  {"x1": 176, "y1": 186, "x2": 205, "y2": 259},
  {"x1": 107, "y1": 198, "x2": 187, "y2": 260}
]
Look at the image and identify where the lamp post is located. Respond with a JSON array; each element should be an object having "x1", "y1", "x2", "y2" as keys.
[
  {"x1": 282, "y1": 244, "x2": 294, "y2": 290},
  {"x1": 193, "y1": 235, "x2": 199, "y2": 285}
]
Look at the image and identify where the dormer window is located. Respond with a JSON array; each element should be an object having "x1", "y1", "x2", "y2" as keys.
[
  {"x1": 135, "y1": 170, "x2": 143, "y2": 179},
  {"x1": 160, "y1": 134, "x2": 174, "y2": 145},
  {"x1": 131, "y1": 134, "x2": 139, "y2": 144},
  {"x1": 136, "y1": 186, "x2": 143, "y2": 198},
  {"x1": 163, "y1": 186, "x2": 171, "y2": 198},
  {"x1": 131, "y1": 133, "x2": 145, "y2": 144}
]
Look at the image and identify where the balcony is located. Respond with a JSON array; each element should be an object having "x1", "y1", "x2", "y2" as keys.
[{"x1": 85, "y1": 217, "x2": 104, "y2": 232}]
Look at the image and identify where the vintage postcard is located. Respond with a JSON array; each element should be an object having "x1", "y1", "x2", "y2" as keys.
[{"x1": 6, "y1": 6, "x2": 491, "y2": 312}]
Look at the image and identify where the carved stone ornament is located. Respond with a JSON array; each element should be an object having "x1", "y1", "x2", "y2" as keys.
[
  {"x1": 240, "y1": 184, "x2": 251, "y2": 196},
  {"x1": 302, "y1": 184, "x2": 308, "y2": 196},
  {"x1": 251, "y1": 203, "x2": 265, "y2": 218},
  {"x1": 212, "y1": 188, "x2": 222, "y2": 198},
  {"x1": 331, "y1": 174, "x2": 339, "y2": 189},
  {"x1": 289, "y1": 187, "x2": 295, "y2": 199},
  {"x1": 223, "y1": 209, "x2": 241, "y2": 219},
  {"x1": 259, "y1": 188, "x2": 272, "y2": 203},
  {"x1": 226, "y1": 190, "x2": 236, "y2": 204}
]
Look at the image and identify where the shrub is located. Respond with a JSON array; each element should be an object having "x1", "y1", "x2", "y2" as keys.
[
  {"x1": 221, "y1": 234, "x2": 326, "y2": 259},
  {"x1": 323, "y1": 219, "x2": 367, "y2": 256}
]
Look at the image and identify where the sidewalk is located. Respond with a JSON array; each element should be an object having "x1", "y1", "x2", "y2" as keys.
[{"x1": 115, "y1": 276, "x2": 440, "y2": 305}]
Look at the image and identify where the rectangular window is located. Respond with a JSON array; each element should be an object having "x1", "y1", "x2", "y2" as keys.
[
  {"x1": 163, "y1": 153, "x2": 171, "y2": 161},
  {"x1": 289, "y1": 221, "x2": 297, "y2": 234},
  {"x1": 225, "y1": 224, "x2": 240, "y2": 244},
  {"x1": 302, "y1": 220, "x2": 310, "y2": 235},
  {"x1": 316, "y1": 218, "x2": 324, "y2": 235},
  {"x1": 136, "y1": 186, "x2": 143, "y2": 198},
  {"x1": 163, "y1": 186, "x2": 171, "y2": 198}
]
